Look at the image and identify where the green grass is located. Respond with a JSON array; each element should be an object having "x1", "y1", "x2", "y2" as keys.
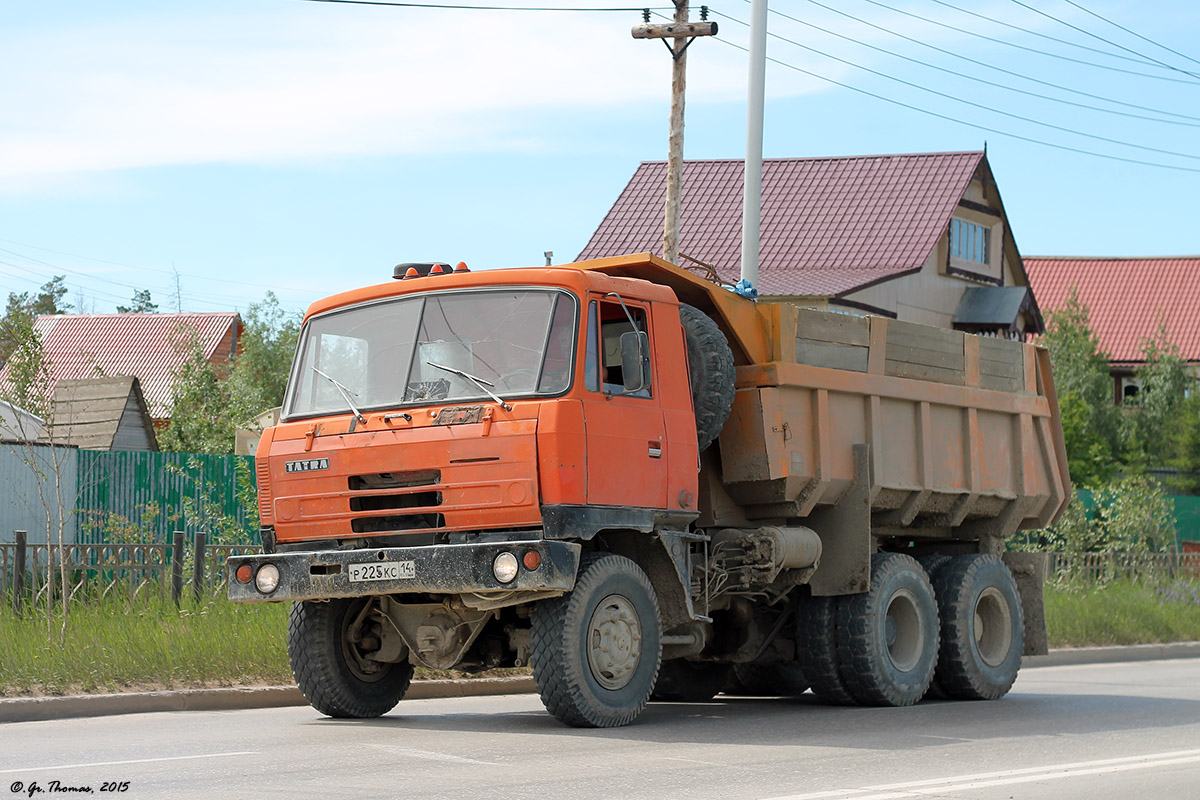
[
  {"x1": 1044, "y1": 577, "x2": 1200, "y2": 647},
  {"x1": 3, "y1": 576, "x2": 1199, "y2": 695},
  {"x1": 0, "y1": 596, "x2": 292, "y2": 696}
]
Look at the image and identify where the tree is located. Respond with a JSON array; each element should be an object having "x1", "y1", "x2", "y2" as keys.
[
  {"x1": 158, "y1": 326, "x2": 235, "y2": 454},
  {"x1": 116, "y1": 289, "x2": 159, "y2": 314},
  {"x1": 1041, "y1": 287, "x2": 1121, "y2": 486},
  {"x1": 0, "y1": 318, "x2": 74, "y2": 639},
  {"x1": 225, "y1": 292, "x2": 301, "y2": 425},
  {"x1": 1121, "y1": 321, "x2": 1189, "y2": 469},
  {"x1": 1, "y1": 276, "x2": 73, "y2": 367},
  {"x1": 1169, "y1": 395, "x2": 1200, "y2": 494}
]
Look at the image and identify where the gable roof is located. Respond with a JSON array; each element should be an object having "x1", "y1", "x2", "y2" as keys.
[
  {"x1": 49, "y1": 377, "x2": 158, "y2": 451},
  {"x1": 577, "y1": 151, "x2": 985, "y2": 297},
  {"x1": 31, "y1": 313, "x2": 240, "y2": 418},
  {"x1": 1024, "y1": 256, "x2": 1200, "y2": 364}
]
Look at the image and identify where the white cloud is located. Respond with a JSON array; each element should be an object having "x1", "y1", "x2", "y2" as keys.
[{"x1": 1, "y1": 2, "x2": 896, "y2": 183}]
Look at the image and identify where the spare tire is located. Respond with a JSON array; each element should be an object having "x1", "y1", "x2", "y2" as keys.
[{"x1": 679, "y1": 304, "x2": 735, "y2": 452}]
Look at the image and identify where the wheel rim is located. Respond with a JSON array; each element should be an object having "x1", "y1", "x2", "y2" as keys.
[
  {"x1": 587, "y1": 593, "x2": 643, "y2": 690},
  {"x1": 884, "y1": 588, "x2": 924, "y2": 673},
  {"x1": 974, "y1": 587, "x2": 1013, "y2": 667},
  {"x1": 341, "y1": 599, "x2": 391, "y2": 683}
]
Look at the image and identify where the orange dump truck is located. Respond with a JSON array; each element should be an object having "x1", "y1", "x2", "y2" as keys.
[{"x1": 227, "y1": 253, "x2": 1069, "y2": 727}]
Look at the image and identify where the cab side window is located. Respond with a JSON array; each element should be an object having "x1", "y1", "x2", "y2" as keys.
[{"x1": 586, "y1": 298, "x2": 652, "y2": 398}]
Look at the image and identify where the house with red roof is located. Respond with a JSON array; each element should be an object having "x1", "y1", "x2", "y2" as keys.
[
  {"x1": 24, "y1": 312, "x2": 242, "y2": 429},
  {"x1": 1024, "y1": 256, "x2": 1200, "y2": 401},
  {"x1": 579, "y1": 151, "x2": 1045, "y2": 339}
]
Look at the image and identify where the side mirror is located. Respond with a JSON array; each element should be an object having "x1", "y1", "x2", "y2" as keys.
[{"x1": 619, "y1": 331, "x2": 651, "y2": 392}]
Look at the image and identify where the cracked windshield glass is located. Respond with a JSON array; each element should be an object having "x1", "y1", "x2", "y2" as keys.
[{"x1": 287, "y1": 290, "x2": 576, "y2": 418}]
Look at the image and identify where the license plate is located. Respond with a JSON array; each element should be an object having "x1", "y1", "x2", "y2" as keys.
[{"x1": 348, "y1": 561, "x2": 415, "y2": 582}]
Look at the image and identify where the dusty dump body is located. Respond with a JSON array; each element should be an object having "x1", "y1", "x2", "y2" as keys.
[{"x1": 228, "y1": 253, "x2": 1068, "y2": 728}]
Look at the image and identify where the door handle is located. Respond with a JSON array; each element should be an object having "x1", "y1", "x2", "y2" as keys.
[{"x1": 648, "y1": 442, "x2": 662, "y2": 459}]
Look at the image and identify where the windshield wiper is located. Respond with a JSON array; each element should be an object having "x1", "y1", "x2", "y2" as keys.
[
  {"x1": 311, "y1": 367, "x2": 367, "y2": 424},
  {"x1": 424, "y1": 361, "x2": 512, "y2": 411}
]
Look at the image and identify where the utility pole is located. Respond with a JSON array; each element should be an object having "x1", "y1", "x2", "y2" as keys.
[
  {"x1": 633, "y1": 5, "x2": 717, "y2": 266},
  {"x1": 741, "y1": 0, "x2": 768, "y2": 289}
]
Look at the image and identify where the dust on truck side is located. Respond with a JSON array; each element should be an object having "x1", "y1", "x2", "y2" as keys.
[{"x1": 227, "y1": 252, "x2": 1069, "y2": 728}]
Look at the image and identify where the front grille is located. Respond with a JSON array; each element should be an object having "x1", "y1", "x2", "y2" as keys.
[{"x1": 349, "y1": 470, "x2": 443, "y2": 534}]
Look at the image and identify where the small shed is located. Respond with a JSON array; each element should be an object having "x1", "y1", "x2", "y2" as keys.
[{"x1": 49, "y1": 377, "x2": 159, "y2": 451}]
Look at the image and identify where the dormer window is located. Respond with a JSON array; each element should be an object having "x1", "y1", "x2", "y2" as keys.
[{"x1": 950, "y1": 218, "x2": 989, "y2": 264}]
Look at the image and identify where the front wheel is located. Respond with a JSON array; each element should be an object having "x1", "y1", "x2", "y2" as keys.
[
  {"x1": 288, "y1": 597, "x2": 414, "y2": 718},
  {"x1": 531, "y1": 553, "x2": 662, "y2": 727}
]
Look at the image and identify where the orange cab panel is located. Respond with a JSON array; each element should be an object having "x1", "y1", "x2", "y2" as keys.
[{"x1": 265, "y1": 417, "x2": 541, "y2": 543}]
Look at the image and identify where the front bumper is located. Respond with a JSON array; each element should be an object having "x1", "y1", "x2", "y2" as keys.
[{"x1": 226, "y1": 539, "x2": 581, "y2": 603}]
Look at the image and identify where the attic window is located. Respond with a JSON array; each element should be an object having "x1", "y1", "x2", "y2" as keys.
[{"x1": 950, "y1": 218, "x2": 989, "y2": 264}]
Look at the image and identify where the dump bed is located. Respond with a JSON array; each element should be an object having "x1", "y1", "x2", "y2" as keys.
[{"x1": 720, "y1": 305, "x2": 1069, "y2": 533}]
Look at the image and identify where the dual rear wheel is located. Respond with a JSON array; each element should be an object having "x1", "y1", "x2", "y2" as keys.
[{"x1": 796, "y1": 552, "x2": 1024, "y2": 707}]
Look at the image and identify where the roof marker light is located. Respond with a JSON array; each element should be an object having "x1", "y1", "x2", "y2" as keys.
[
  {"x1": 430, "y1": 263, "x2": 445, "y2": 274},
  {"x1": 454, "y1": 262, "x2": 470, "y2": 273},
  {"x1": 404, "y1": 267, "x2": 420, "y2": 279}
]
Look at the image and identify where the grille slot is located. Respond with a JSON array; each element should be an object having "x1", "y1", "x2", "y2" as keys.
[
  {"x1": 349, "y1": 470, "x2": 440, "y2": 491},
  {"x1": 351, "y1": 513, "x2": 445, "y2": 533},
  {"x1": 350, "y1": 491, "x2": 441, "y2": 512}
]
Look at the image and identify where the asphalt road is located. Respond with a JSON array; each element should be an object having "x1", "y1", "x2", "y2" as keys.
[{"x1": 3, "y1": 659, "x2": 1199, "y2": 800}]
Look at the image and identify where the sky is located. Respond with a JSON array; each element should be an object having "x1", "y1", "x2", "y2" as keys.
[{"x1": 1, "y1": 0, "x2": 1197, "y2": 318}]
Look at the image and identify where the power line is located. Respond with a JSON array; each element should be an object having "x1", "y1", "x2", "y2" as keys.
[
  {"x1": 1006, "y1": 0, "x2": 1200, "y2": 80},
  {"x1": 301, "y1": 0, "x2": 664, "y2": 11},
  {"x1": 713, "y1": 11, "x2": 1200, "y2": 165},
  {"x1": 920, "y1": 0, "x2": 1184, "y2": 72},
  {"x1": 862, "y1": 0, "x2": 1200, "y2": 85},
  {"x1": 1062, "y1": 0, "x2": 1200, "y2": 69},
  {"x1": 705, "y1": 24, "x2": 1200, "y2": 174},
  {"x1": 796, "y1": 0, "x2": 1200, "y2": 124},
  {"x1": 759, "y1": 0, "x2": 1200, "y2": 129}
]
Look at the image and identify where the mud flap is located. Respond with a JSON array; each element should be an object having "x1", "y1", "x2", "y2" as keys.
[{"x1": 1002, "y1": 551, "x2": 1049, "y2": 656}]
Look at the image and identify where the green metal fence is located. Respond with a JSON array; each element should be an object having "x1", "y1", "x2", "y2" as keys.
[{"x1": 74, "y1": 451, "x2": 257, "y2": 546}]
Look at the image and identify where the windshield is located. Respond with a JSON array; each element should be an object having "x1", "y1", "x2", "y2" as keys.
[{"x1": 285, "y1": 289, "x2": 577, "y2": 419}]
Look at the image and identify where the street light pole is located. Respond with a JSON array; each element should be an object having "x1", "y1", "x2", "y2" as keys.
[{"x1": 741, "y1": 0, "x2": 768, "y2": 288}]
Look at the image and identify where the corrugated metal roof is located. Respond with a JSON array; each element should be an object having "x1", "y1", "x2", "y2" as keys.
[
  {"x1": 30, "y1": 313, "x2": 240, "y2": 417},
  {"x1": 1024, "y1": 257, "x2": 1200, "y2": 364},
  {"x1": 577, "y1": 152, "x2": 985, "y2": 297}
]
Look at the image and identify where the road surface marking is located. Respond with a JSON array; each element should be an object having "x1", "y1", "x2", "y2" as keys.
[
  {"x1": 762, "y1": 748, "x2": 1200, "y2": 800},
  {"x1": 0, "y1": 751, "x2": 259, "y2": 776},
  {"x1": 363, "y1": 743, "x2": 501, "y2": 766}
]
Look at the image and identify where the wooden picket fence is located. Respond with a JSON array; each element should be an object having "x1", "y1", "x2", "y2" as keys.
[
  {"x1": 0, "y1": 533, "x2": 258, "y2": 611},
  {"x1": 1048, "y1": 551, "x2": 1200, "y2": 581}
]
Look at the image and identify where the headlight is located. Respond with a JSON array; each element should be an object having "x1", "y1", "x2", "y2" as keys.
[
  {"x1": 493, "y1": 552, "x2": 519, "y2": 583},
  {"x1": 255, "y1": 563, "x2": 281, "y2": 594}
]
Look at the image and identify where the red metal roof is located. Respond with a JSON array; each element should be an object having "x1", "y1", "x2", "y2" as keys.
[
  {"x1": 1024, "y1": 257, "x2": 1200, "y2": 364},
  {"x1": 30, "y1": 313, "x2": 241, "y2": 417},
  {"x1": 577, "y1": 152, "x2": 985, "y2": 297}
]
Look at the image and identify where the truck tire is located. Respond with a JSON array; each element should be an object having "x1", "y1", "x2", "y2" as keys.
[
  {"x1": 679, "y1": 304, "x2": 735, "y2": 452},
  {"x1": 795, "y1": 594, "x2": 857, "y2": 705},
  {"x1": 652, "y1": 659, "x2": 732, "y2": 702},
  {"x1": 530, "y1": 553, "x2": 662, "y2": 727},
  {"x1": 932, "y1": 555, "x2": 1024, "y2": 700},
  {"x1": 287, "y1": 597, "x2": 414, "y2": 718},
  {"x1": 730, "y1": 661, "x2": 810, "y2": 697},
  {"x1": 835, "y1": 553, "x2": 939, "y2": 706}
]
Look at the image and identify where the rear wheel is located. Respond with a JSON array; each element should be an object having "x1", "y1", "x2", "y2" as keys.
[
  {"x1": 835, "y1": 553, "x2": 939, "y2": 706},
  {"x1": 288, "y1": 597, "x2": 414, "y2": 718},
  {"x1": 652, "y1": 659, "x2": 732, "y2": 702},
  {"x1": 531, "y1": 553, "x2": 662, "y2": 727},
  {"x1": 795, "y1": 594, "x2": 857, "y2": 705},
  {"x1": 933, "y1": 555, "x2": 1024, "y2": 700}
]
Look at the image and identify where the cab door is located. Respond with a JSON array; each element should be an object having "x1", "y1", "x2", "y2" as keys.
[{"x1": 580, "y1": 296, "x2": 668, "y2": 509}]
